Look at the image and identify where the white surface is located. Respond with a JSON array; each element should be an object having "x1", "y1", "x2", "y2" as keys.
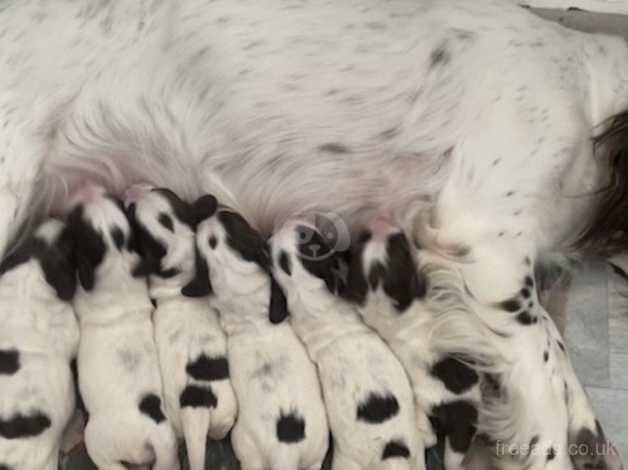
[{"x1": 520, "y1": 0, "x2": 628, "y2": 14}]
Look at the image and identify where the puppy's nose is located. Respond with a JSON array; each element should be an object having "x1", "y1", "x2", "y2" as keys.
[{"x1": 124, "y1": 183, "x2": 153, "y2": 205}]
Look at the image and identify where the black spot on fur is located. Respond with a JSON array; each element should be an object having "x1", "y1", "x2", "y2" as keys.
[
  {"x1": 525, "y1": 275, "x2": 534, "y2": 287},
  {"x1": 158, "y1": 213, "x2": 174, "y2": 232},
  {"x1": 570, "y1": 421, "x2": 611, "y2": 470},
  {"x1": 431, "y1": 357, "x2": 479, "y2": 394},
  {"x1": 543, "y1": 350, "x2": 549, "y2": 362},
  {"x1": 0, "y1": 412, "x2": 51, "y2": 439},
  {"x1": 209, "y1": 235, "x2": 217, "y2": 249},
  {"x1": 186, "y1": 355, "x2": 229, "y2": 381},
  {"x1": 138, "y1": 394, "x2": 166, "y2": 423},
  {"x1": 499, "y1": 298, "x2": 520, "y2": 312},
  {"x1": 521, "y1": 288, "x2": 531, "y2": 298},
  {"x1": 318, "y1": 142, "x2": 351, "y2": 154},
  {"x1": 516, "y1": 311, "x2": 535, "y2": 325},
  {"x1": 557, "y1": 341, "x2": 566, "y2": 353},
  {"x1": 380, "y1": 233, "x2": 426, "y2": 311},
  {"x1": 356, "y1": 392, "x2": 399, "y2": 423},
  {"x1": 547, "y1": 447, "x2": 556, "y2": 461},
  {"x1": 429, "y1": 401, "x2": 477, "y2": 454},
  {"x1": 382, "y1": 440, "x2": 411, "y2": 460},
  {"x1": 276, "y1": 411, "x2": 306, "y2": 443},
  {"x1": 278, "y1": 250, "x2": 292, "y2": 276},
  {"x1": 179, "y1": 385, "x2": 217, "y2": 408},
  {"x1": 0, "y1": 350, "x2": 19, "y2": 375},
  {"x1": 430, "y1": 43, "x2": 451, "y2": 67}
]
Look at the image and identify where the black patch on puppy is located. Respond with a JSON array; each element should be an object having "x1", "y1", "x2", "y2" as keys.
[
  {"x1": 524, "y1": 275, "x2": 534, "y2": 287},
  {"x1": 382, "y1": 440, "x2": 411, "y2": 460},
  {"x1": 218, "y1": 211, "x2": 270, "y2": 272},
  {"x1": 138, "y1": 393, "x2": 166, "y2": 423},
  {"x1": 356, "y1": 392, "x2": 400, "y2": 423},
  {"x1": 430, "y1": 43, "x2": 451, "y2": 67},
  {"x1": 430, "y1": 357, "x2": 479, "y2": 394},
  {"x1": 181, "y1": 246, "x2": 212, "y2": 297},
  {"x1": 1, "y1": 222, "x2": 77, "y2": 301},
  {"x1": 295, "y1": 225, "x2": 339, "y2": 293},
  {"x1": 276, "y1": 411, "x2": 306, "y2": 443},
  {"x1": 499, "y1": 298, "x2": 520, "y2": 312},
  {"x1": 127, "y1": 203, "x2": 168, "y2": 278},
  {"x1": 557, "y1": 340, "x2": 566, "y2": 353},
  {"x1": 0, "y1": 350, "x2": 19, "y2": 375},
  {"x1": 547, "y1": 447, "x2": 556, "y2": 461},
  {"x1": 68, "y1": 206, "x2": 106, "y2": 291},
  {"x1": 380, "y1": 233, "x2": 426, "y2": 311},
  {"x1": 278, "y1": 250, "x2": 292, "y2": 276},
  {"x1": 516, "y1": 311, "x2": 536, "y2": 325},
  {"x1": 429, "y1": 400, "x2": 477, "y2": 454},
  {"x1": 189, "y1": 194, "x2": 218, "y2": 227},
  {"x1": 543, "y1": 351, "x2": 549, "y2": 362},
  {"x1": 269, "y1": 276, "x2": 289, "y2": 324},
  {"x1": 158, "y1": 213, "x2": 174, "y2": 232},
  {"x1": 179, "y1": 385, "x2": 217, "y2": 408},
  {"x1": 186, "y1": 355, "x2": 230, "y2": 381},
  {"x1": 209, "y1": 235, "x2": 217, "y2": 249},
  {"x1": 0, "y1": 464, "x2": 11, "y2": 470},
  {"x1": 0, "y1": 412, "x2": 52, "y2": 439}
]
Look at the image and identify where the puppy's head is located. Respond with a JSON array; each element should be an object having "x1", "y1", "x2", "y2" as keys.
[
  {"x1": 67, "y1": 187, "x2": 136, "y2": 292},
  {"x1": 0, "y1": 218, "x2": 76, "y2": 301},
  {"x1": 344, "y1": 224, "x2": 426, "y2": 316},
  {"x1": 125, "y1": 185, "x2": 217, "y2": 289},
  {"x1": 184, "y1": 208, "x2": 288, "y2": 323},
  {"x1": 270, "y1": 220, "x2": 344, "y2": 299}
]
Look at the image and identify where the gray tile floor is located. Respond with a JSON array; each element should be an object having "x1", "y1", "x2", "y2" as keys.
[{"x1": 566, "y1": 260, "x2": 628, "y2": 460}]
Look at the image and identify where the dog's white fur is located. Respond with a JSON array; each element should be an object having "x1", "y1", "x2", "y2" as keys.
[
  {"x1": 127, "y1": 185, "x2": 237, "y2": 470},
  {"x1": 270, "y1": 220, "x2": 426, "y2": 470},
  {"x1": 0, "y1": 220, "x2": 79, "y2": 470},
  {"x1": 0, "y1": 0, "x2": 626, "y2": 467},
  {"x1": 71, "y1": 188, "x2": 179, "y2": 470},
  {"x1": 194, "y1": 209, "x2": 329, "y2": 470}
]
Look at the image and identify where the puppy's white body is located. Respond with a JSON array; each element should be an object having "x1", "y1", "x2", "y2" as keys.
[
  {"x1": 271, "y1": 223, "x2": 426, "y2": 470},
  {"x1": 194, "y1": 211, "x2": 329, "y2": 470},
  {"x1": 0, "y1": 220, "x2": 78, "y2": 470},
  {"x1": 128, "y1": 185, "x2": 237, "y2": 470},
  {"x1": 71, "y1": 193, "x2": 178, "y2": 470}
]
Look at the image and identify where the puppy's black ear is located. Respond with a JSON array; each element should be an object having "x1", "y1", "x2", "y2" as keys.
[
  {"x1": 190, "y1": 194, "x2": 218, "y2": 227},
  {"x1": 42, "y1": 226, "x2": 77, "y2": 301},
  {"x1": 269, "y1": 276, "x2": 289, "y2": 324},
  {"x1": 181, "y1": 248, "x2": 212, "y2": 297},
  {"x1": 67, "y1": 207, "x2": 105, "y2": 291}
]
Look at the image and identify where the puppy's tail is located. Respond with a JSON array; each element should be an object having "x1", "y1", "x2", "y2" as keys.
[{"x1": 181, "y1": 394, "x2": 212, "y2": 470}]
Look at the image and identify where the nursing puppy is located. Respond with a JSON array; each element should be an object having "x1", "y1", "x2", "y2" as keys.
[
  {"x1": 69, "y1": 186, "x2": 179, "y2": 470},
  {"x1": 342, "y1": 223, "x2": 494, "y2": 470},
  {"x1": 270, "y1": 221, "x2": 426, "y2": 470},
  {"x1": 183, "y1": 208, "x2": 328, "y2": 470},
  {"x1": 126, "y1": 185, "x2": 237, "y2": 470},
  {"x1": 0, "y1": 219, "x2": 78, "y2": 470}
]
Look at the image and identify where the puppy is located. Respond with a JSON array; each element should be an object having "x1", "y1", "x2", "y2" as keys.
[
  {"x1": 183, "y1": 208, "x2": 329, "y2": 470},
  {"x1": 68, "y1": 186, "x2": 179, "y2": 470},
  {"x1": 342, "y1": 223, "x2": 496, "y2": 470},
  {"x1": 0, "y1": 219, "x2": 78, "y2": 470},
  {"x1": 270, "y1": 220, "x2": 426, "y2": 470},
  {"x1": 126, "y1": 185, "x2": 237, "y2": 470}
]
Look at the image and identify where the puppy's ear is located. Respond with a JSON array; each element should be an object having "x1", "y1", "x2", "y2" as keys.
[
  {"x1": 190, "y1": 194, "x2": 218, "y2": 227},
  {"x1": 67, "y1": 207, "x2": 105, "y2": 291},
  {"x1": 42, "y1": 226, "x2": 77, "y2": 301},
  {"x1": 181, "y1": 248, "x2": 212, "y2": 297},
  {"x1": 269, "y1": 276, "x2": 289, "y2": 324}
]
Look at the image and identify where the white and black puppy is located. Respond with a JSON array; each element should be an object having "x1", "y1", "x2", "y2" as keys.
[
  {"x1": 183, "y1": 208, "x2": 329, "y2": 470},
  {"x1": 342, "y1": 222, "x2": 491, "y2": 470},
  {"x1": 270, "y1": 220, "x2": 426, "y2": 470},
  {"x1": 68, "y1": 186, "x2": 179, "y2": 470},
  {"x1": 126, "y1": 185, "x2": 237, "y2": 470},
  {"x1": 0, "y1": 219, "x2": 78, "y2": 470}
]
